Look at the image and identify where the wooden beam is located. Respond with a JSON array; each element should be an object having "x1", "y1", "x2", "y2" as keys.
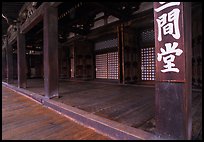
[
  {"x1": 87, "y1": 20, "x2": 121, "y2": 40},
  {"x1": 2, "y1": 42, "x2": 6, "y2": 49},
  {"x1": 117, "y1": 26, "x2": 121, "y2": 83},
  {"x1": 43, "y1": 5, "x2": 59, "y2": 99},
  {"x1": 117, "y1": 24, "x2": 125, "y2": 84},
  {"x1": 121, "y1": 24, "x2": 125, "y2": 84},
  {"x1": 21, "y1": 3, "x2": 48, "y2": 34},
  {"x1": 17, "y1": 23, "x2": 27, "y2": 88},
  {"x1": 6, "y1": 38, "x2": 13, "y2": 84},
  {"x1": 2, "y1": 48, "x2": 6, "y2": 80},
  {"x1": 154, "y1": 2, "x2": 192, "y2": 139},
  {"x1": 8, "y1": 32, "x2": 17, "y2": 45},
  {"x1": 60, "y1": 26, "x2": 88, "y2": 36},
  {"x1": 18, "y1": 2, "x2": 31, "y2": 16}
]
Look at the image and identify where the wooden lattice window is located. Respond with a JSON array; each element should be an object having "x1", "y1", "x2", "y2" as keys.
[
  {"x1": 108, "y1": 52, "x2": 118, "y2": 79},
  {"x1": 141, "y1": 29, "x2": 155, "y2": 43},
  {"x1": 96, "y1": 52, "x2": 118, "y2": 79},
  {"x1": 141, "y1": 47, "x2": 155, "y2": 81},
  {"x1": 96, "y1": 54, "x2": 108, "y2": 79}
]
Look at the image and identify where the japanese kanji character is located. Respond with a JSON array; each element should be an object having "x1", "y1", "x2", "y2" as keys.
[
  {"x1": 156, "y1": 8, "x2": 180, "y2": 41},
  {"x1": 155, "y1": 2, "x2": 180, "y2": 12},
  {"x1": 157, "y1": 42, "x2": 183, "y2": 73}
]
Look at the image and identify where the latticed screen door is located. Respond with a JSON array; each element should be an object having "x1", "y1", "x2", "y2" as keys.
[
  {"x1": 108, "y1": 52, "x2": 118, "y2": 79},
  {"x1": 140, "y1": 28, "x2": 155, "y2": 81},
  {"x1": 141, "y1": 47, "x2": 155, "y2": 80},
  {"x1": 96, "y1": 52, "x2": 118, "y2": 79},
  {"x1": 96, "y1": 54, "x2": 108, "y2": 79},
  {"x1": 95, "y1": 37, "x2": 118, "y2": 80}
]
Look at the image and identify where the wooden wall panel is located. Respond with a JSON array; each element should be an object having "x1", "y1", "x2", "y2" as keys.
[{"x1": 75, "y1": 39, "x2": 94, "y2": 80}]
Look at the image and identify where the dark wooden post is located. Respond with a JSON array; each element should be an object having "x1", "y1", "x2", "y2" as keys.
[
  {"x1": 117, "y1": 25, "x2": 122, "y2": 83},
  {"x1": 2, "y1": 49, "x2": 4, "y2": 80},
  {"x1": 6, "y1": 37, "x2": 14, "y2": 84},
  {"x1": 74, "y1": 41, "x2": 77, "y2": 79},
  {"x1": 154, "y1": 2, "x2": 192, "y2": 139},
  {"x1": 121, "y1": 24, "x2": 125, "y2": 84},
  {"x1": 43, "y1": 5, "x2": 59, "y2": 99},
  {"x1": 2, "y1": 48, "x2": 6, "y2": 81},
  {"x1": 17, "y1": 23, "x2": 27, "y2": 88},
  {"x1": 117, "y1": 24, "x2": 125, "y2": 84}
]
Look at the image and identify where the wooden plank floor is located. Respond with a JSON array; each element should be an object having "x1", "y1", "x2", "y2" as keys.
[
  {"x1": 2, "y1": 87, "x2": 111, "y2": 140},
  {"x1": 9, "y1": 79, "x2": 202, "y2": 140}
]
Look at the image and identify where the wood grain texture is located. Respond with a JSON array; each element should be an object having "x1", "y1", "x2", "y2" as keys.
[
  {"x1": 6, "y1": 79, "x2": 202, "y2": 140},
  {"x1": 2, "y1": 86, "x2": 110, "y2": 140}
]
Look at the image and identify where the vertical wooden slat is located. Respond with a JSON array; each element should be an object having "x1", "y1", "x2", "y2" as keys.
[
  {"x1": 43, "y1": 5, "x2": 59, "y2": 99},
  {"x1": 154, "y1": 2, "x2": 192, "y2": 139},
  {"x1": 17, "y1": 23, "x2": 27, "y2": 88}
]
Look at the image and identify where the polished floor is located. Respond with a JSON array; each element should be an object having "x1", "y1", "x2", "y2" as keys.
[
  {"x1": 2, "y1": 87, "x2": 110, "y2": 140},
  {"x1": 6, "y1": 78, "x2": 202, "y2": 139}
]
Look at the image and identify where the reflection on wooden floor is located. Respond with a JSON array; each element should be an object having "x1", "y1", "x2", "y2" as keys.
[
  {"x1": 8, "y1": 79, "x2": 202, "y2": 139},
  {"x1": 2, "y1": 87, "x2": 110, "y2": 140}
]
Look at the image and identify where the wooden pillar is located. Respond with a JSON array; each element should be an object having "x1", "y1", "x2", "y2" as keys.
[
  {"x1": 154, "y1": 2, "x2": 192, "y2": 139},
  {"x1": 17, "y1": 23, "x2": 27, "y2": 88},
  {"x1": 2, "y1": 48, "x2": 6, "y2": 81},
  {"x1": 2, "y1": 49, "x2": 4, "y2": 80},
  {"x1": 6, "y1": 37, "x2": 13, "y2": 84},
  {"x1": 117, "y1": 24, "x2": 125, "y2": 84},
  {"x1": 121, "y1": 25, "x2": 125, "y2": 84},
  {"x1": 74, "y1": 41, "x2": 77, "y2": 79},
  {"x1": 43, "y1": 5, "x2": 59, "y2": 99},
  {"x1": 26, "y1": 54, "x2": 31, "y2": 79}
]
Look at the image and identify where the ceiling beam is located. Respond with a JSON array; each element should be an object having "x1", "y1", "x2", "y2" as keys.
[
  {"x1": 20, "y1": 3, "x2": 48, "y2": 34},
  {"x1": 87, "y1": 2, "x2": 124, "y2": 20},
  {"x1": 59, "y1": 26, "x2": 89, "y2": 36}
]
